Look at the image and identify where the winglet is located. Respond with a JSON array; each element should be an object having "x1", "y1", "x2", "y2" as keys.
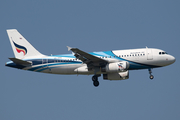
[{"x1": 67, "y1": 46, "x2": 72, "y2": 51}]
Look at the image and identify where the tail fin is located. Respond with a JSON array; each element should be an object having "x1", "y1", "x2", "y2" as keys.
[{"x1": 7, "y1": 29, "x2": 44, "y2": 59}]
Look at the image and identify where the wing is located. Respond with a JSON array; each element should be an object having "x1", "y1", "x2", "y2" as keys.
[{"x1": 67, "y1": 46, "x2": 108, "y2": 67}]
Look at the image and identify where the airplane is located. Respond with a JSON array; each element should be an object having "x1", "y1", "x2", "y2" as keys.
[{"x1": 5, "y1": 29, "x2": 176, "y2": 87}]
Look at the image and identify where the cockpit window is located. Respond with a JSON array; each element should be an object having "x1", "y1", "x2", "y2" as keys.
[{"x1": 159, "y1": 52, "x2": 168, "y2": 55}]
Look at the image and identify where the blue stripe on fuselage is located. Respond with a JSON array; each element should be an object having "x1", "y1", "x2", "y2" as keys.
[{"x1": 29, "y1": 62, "x2": 81, "y2": 72}]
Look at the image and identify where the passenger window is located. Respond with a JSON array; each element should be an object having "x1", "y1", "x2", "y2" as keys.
[{"x1": 159, "y1": 52, "x2": 161, "y2": 55}]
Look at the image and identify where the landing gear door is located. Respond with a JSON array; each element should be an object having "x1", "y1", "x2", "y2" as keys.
[{"x1": 146, "y1": 48, "x2": 153, "y2": 60}]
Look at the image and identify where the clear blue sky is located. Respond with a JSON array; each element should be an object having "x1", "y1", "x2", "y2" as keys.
[{"x1": 0, "y1": 0, "x2": 179, "y2": 120}]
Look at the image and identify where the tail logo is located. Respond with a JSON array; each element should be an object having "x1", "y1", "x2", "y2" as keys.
[{"x1": 13, "y1": 41, "x2": 27, "y2": 55}]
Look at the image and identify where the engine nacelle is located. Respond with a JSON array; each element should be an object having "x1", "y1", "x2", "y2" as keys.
[
  {"x1": 101, "y1": 61, "x2": 129, "y2": 72},
  {"x1": 103, "y1": 71, "x2": 129, "y2": 80}
]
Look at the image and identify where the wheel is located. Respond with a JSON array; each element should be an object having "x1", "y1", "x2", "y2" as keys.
[
  {"x1": 93, "y1": 80, "x2": 99, "y2": 87},
  {"x1": 150, "y1": 75, "x2": 154, "y2": 79},
  {"x1": 92, "y1": 76, "x2": 97, "y2": 81},
  {"x1": 92, "y1": 75, "x2": 100, "y2": 87}
]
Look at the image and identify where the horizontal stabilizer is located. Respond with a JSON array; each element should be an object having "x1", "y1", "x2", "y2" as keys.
[{"x1": 9, "y1": 58, "x2": 32, "y2": 66}]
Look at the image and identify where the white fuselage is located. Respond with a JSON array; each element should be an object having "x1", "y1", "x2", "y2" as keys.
[{"x1": 7, "y1": 48, "x2": 174, "y2": 75}]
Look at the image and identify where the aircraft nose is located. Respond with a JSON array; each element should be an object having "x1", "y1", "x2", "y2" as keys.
[{"x1": 169, "y1": 55, "x2": 176, "y2": 64}]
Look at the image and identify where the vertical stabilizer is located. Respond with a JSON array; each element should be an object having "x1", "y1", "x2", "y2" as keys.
[{"x1": 7, "y1": 29, "x2": 44, "y2": 59}]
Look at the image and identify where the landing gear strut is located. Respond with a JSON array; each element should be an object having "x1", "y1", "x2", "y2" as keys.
[
  {"x1": 92, "y1": 75, "x2": 101, "y2": 87},
  {"x1": 148, "y1": 68, "x2": 154, "y2": 79}
]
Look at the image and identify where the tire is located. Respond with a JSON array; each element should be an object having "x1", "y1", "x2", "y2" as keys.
[
  {"x1": 92, "y1": 76, "x2": 97, "y2": 81},
  {"x1": 150, "y1": 75, "x2": 154, "y2": 79},
  {"x1": 93, "y1": 80, "x2": 99, "y2": 87}
]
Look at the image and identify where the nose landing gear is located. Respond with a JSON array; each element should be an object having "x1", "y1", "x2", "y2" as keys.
[{"x1": 148, "y1": 68, "x2": 154, "y2": 79}]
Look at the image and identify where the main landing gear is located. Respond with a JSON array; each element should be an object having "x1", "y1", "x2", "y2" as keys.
[
  {"x1": 148, "y1": 68, "x2": 154, "y2": 80},
  {"x1": 92, "y1": 74, "x2": 101, "y2": 87}
]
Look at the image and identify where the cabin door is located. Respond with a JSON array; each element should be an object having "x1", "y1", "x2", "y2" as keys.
[{"x1": 146, "y1": 48, "x2": 153, "y2": 60}]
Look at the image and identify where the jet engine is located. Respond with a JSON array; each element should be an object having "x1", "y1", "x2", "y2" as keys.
[
  {"x1": 103, "y1": 71, "x2": 129, "y2": 80},
  {"x1": 101, "y1": 61, "x2": 129, "y2": 72}
]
